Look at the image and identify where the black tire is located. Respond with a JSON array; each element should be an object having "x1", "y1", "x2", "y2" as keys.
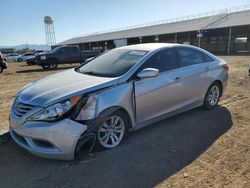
[
  {"x1": 0, "y1": 66, "x2": 3, "y2": 73},
  {"x1": 94, "y1": 109, "x2": 129, "y2": 150},
  {"x1": 74, "y1": 133, "x2": 96, "y2": 160},
  {"x1": 48, "y1": 59, "x2": 58, "y2": 70},
  {"x1": 17, "y1": 58, "x2": 22, "y2": 62},
  {"x1": 204, "y1": 82, "x2": 221, "y2": 110},
  {"x1": 41, "y1": 65, "x2": 49, "y2": 70}
]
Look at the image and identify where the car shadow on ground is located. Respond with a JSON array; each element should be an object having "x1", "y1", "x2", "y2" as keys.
[
  {"x1": 16, "y1": 65, "x2": 77, "y2": 73},
  {"x1": 0, "y1": 106, "x2": 232, "y2": 188}
]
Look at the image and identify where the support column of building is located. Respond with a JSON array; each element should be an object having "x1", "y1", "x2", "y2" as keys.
[
  {"x1": 155, "y1": 35, "x2": 159, "y2": 43},
  {"x1": 175, "y1": 33, "x2": 178, "y2": 43},
  {"x1": 188, "y1": 33, "x2": 191, "y2": 44},
  {"x1": 105, "y1": 42, "x2": 108, "y2": 51},
  {"x1": 139, "y1": 36, "x2": 142, "y2": 43},
  {"x1": 227, "y1": 27, "x2": 232, "y2": 55}
]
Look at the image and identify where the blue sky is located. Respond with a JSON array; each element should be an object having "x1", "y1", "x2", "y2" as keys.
[{"x1": 0, "y1": 0, "x2": 249, "y2": 46}]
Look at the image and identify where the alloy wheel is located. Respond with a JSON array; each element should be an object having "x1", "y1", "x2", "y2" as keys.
[
  {"x1": 97, "y1": 115, "x2": 125, "y2": 148},
  {"x1": 208, "y1": 85, "x2": 220, "y2": 106}
]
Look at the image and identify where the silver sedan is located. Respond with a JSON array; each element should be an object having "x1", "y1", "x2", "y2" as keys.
[{"x1": 9, "y1": 43, "x2": 228, "y2": 160}]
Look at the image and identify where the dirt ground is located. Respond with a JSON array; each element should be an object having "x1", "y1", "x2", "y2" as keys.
[{"x1": 0, "y1": 57, "x2": 249, "y2": 188}]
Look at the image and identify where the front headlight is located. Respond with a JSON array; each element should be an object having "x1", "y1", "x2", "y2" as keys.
[{"x1": 27, "y1": 96, "x2": 81, "y2": 121}]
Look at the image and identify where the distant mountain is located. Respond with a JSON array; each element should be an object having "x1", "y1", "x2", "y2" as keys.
[{"x1": 0, "y1": 44, "x2": 49, "y2": 50}]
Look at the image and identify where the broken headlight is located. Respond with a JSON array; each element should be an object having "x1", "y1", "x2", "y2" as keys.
[
  {"x1": 75, "y1": 94, "x2": 97, "y2": 120},
  {"x1": 27, "y1": 96, "x2": 81, "y2": 122}
]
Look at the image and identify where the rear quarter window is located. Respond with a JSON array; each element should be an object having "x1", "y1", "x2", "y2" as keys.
[{"x1": 202, "y1": 53, "x2": 215, "y2": 62}]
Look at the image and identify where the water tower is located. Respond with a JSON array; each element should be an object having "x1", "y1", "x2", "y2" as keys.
[{"x1": 44, "y1": 16, "x2": 56, "y2": 48}]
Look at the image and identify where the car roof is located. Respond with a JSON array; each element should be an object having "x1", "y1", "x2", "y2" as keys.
[{"x1": 117, "y1": 43, "x2": 181, "y2": 52}]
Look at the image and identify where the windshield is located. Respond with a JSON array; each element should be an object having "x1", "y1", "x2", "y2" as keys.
[
  {"x1": 51, "y1": 46, "x2": 62, "y2": 53},
  {"x1": 77, "y1": 49, "x2": 148, "y2": 77}
]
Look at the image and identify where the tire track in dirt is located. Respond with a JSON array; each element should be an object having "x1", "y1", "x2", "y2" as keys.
[{"x1": 220, "y1": 94, "x2": 248, "y2": 109}]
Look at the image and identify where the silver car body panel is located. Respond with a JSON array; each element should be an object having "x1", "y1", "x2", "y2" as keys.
[
  {"x1": 10, "y1": 118, "x2": 87, "y2": 160},
  {"x1": 18, "y1": 69, "x2": 119, "y2": 107},
  {"x1": 9, "y1": 43, "x2": 228, "y2": 160},
  {"x1": 96, "y1": 82, "x2": 136, "y2": 127}
]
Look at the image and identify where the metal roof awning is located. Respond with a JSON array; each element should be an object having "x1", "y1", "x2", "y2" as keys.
[{"x1": 57, "y1": 7, "x2": 250, "y2": 46}]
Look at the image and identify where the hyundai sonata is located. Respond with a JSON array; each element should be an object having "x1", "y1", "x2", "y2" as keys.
[{"x1": 9, "y1": 43, "x2": 228, "y2": 160}]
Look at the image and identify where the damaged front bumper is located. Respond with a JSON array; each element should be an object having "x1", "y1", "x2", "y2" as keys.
[{"x1": 10, "y1": 117, "x2": 88, "y2": 160}]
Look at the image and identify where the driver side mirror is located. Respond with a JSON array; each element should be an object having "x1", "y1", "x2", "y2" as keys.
[{"x1": 137, "y1": 68, "x2": 159, "y2": 79}]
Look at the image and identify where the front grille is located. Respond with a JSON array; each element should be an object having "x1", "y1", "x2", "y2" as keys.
[{"x1": 13, "y1": 99, "x2": 34, "y2": 118}]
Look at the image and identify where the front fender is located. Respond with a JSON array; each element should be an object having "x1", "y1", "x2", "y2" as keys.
[{"x1": 96, "y1": 83, "x2": 136, "y2": 128}]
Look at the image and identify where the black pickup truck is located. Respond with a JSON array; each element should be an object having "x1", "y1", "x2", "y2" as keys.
[{"x1": 36, "y1": 45, "x2": 101, "y2": 69}]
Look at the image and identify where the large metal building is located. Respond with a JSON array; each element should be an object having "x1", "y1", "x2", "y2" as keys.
[{"x1": 56, "y1": 5, "x2": 250, "y2": 54}]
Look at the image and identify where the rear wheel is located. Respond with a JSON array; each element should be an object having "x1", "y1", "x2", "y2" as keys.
[
  {"x1": 0, "y1": 66, "x2": 3, "y2": 73},
  {"x1": 204, "y1": 82, "x2": 221, "y2": 109},
  {"x1": 17, "y1": 58, "x2": 22, "y2": 62}
]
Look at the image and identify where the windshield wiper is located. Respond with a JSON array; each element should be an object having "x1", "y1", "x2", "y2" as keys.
[
  {"x1": 82, "y1": 71, "x2": 96, "y2": 76},
  {"x1": 74, "y1": 67, "x2": 80, "y2": 72},
  {"x1": 81, "y1": 71, "x2": 110, "y2": 77}
]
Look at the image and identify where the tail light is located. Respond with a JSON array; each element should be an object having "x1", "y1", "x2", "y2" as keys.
[{"x1": 223, "y1": 64, "x2": 229, "y2": 72}]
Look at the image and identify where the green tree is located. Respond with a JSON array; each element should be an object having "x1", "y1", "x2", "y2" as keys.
[{"x1": 16, "y1": 48, "x2": 32, "y2": 54}]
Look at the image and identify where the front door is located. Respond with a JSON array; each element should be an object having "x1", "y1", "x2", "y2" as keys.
[{"x1": 134, "y1": 48, "x2": 181, "y2": 124}]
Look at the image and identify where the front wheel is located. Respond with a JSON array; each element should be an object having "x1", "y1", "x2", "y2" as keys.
[
  {"x1": 17, "y1": 58, "x2": 22, "y2": 62},
  {"x1": 204, "y1": 82, "x2": 221, "y2": 109},
  {"x1": 0, "y1": 66, "x2": 3, "y2": 73},
  {"x1": 41, "y1": 65, "x2": 49, "y2": 70},
  {"x1": 48, "y1": 59, "x2": 58, "y2": 69},
  {"x1": 96, "y1": 110, "x2": 128, "y2": 149}
]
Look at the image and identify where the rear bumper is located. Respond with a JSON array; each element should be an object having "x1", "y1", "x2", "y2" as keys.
[
  {"x1": 221, "y1": 72, "x2": 228, "y2": 96},
  {"x1": 10, "y1": 118, "x2": 87, "y2": 160}
]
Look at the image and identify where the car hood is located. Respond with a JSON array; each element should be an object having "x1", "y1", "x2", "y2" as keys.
[{"x1": 18, "y1": 69, "x2": 119, "y2": 107}]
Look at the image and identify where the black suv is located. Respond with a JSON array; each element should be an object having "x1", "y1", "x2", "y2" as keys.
[{"x1": 0, "y1": 52, "x2": 7, "y2": 73}]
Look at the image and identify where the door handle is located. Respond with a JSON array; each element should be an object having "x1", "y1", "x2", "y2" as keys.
[{"x1": 175, "y1": 77, "x2": 181, "y2": 82}]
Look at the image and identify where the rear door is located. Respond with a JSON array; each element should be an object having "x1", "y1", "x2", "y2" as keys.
[
  {"x1": 134, "y1": 48, "x2": 183, "y2": 124},
  {"x1": 69, "y1": 47, "x2": 81, "y2": 63},
  {"x1": 173, "y1": 47, "x2": 215, "y2": 105},
  {"x1": 56, "y1": 47, "x2": 69, "y2": 64}
]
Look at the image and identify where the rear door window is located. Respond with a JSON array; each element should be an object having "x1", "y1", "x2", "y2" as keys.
[
  {"x1": 140, "y1": 48, "x2": 177, "y2": 73},
  {"x1": 175, "y1": 47, "x2": 212, "y2": 67}
]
